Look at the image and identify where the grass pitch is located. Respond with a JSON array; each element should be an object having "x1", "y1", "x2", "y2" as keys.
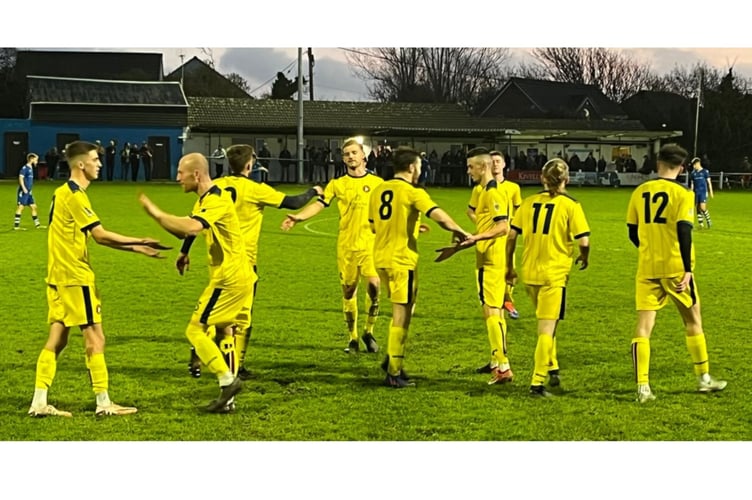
[{"x1": 0, "y1": 179, "x2": 750, "y2": 442}]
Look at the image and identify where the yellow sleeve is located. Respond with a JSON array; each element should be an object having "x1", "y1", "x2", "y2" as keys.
[
  {"x1": 414, "y1": 187, "x2": 438, "y2": 215},
  {"x1": 70, "y1": 192, "x2": 101, "y2": 230},
  {"x1": 571, "y1": 202, "x2": 591, "y2": 238},
  {"x1": 489, "y1": 187, "x2": 509, "y2": 221},
  {"x1": 626, "y1": 189, "x2": 639, "y2": 226},
  {"x1": 255, "y1": 182, "x2": 286, "y2": 207},
  {"x1": 192, "y1": 192, "x2": 228, "y2": 228},
  {"x1": 468, "y1": 185, "x2": 480, "y2": 210},
  {"x1": 321, "y1": 178, "x2": 337, "y2": 206},
  {"x1": 677, "y1": 189, "x2": 695, "y2": 224}
]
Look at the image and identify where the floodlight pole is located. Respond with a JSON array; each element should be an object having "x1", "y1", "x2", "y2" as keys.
[
  {"x1": 297, "y1": 48, "x2": 305, "y2": 183},
  {"x1": 693, "y1": 69, "x2": 702, "y2": 157}
]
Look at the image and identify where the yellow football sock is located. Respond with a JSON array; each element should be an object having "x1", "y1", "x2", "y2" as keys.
[
  {"x1": 87, "y1": 353, "x2": 109, "y2": 394},
  {"x1": 219, "y1": 335, "x2": 238, "y2": 376},
  {"x1": 236, "y1": 326, "x2": 250, "y2": 366},
  {"x1": 34, "y1": 348, "x2": 57, "y2": 390},
  {"x1": 531, "y1": 334, "x2": 553, "y2": 386},
  {"x1": 631, "y1": 337, "x2": 650, "y2": 385},
  {"x1": 343, "y1": 297, "x2": 358, "y2": 340},
  {"x1": 387, "y1": 324, "x2": 407, "y2": 375},
  {"x1": 550, "y1": 336, "x2": 559, "y2": 371},
  {"x1": 505, "y1": 283, "x2": 514, "y2": 302},
  {"x1": 365, "y1": 295, "x2": 379, "y2": 335},
  {"x1": 486, "y1": 315, "x2": 509, "y2": 366},
  {"x1": 686, "y1": 334, "x2": 709, "y2": 376},
  {"x1": 186, "y1": 322, "x2": 230, "y2": 375}
]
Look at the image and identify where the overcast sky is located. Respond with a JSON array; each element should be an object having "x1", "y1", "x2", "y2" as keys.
[{"x1": 7, "y1": 2, "x2": 752, "y2": 101}]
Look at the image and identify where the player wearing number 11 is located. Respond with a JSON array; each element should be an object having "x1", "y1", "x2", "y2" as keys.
[
  {"x1": 626, "y1": 143, "x2": 726, "y2": 403},
  {"x1": 505, "y1": 158, "x2": 590, "y2": 397}
]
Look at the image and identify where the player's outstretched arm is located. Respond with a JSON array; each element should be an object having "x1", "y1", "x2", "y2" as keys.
[
  {"x1": 279, "y1": 186, "x2": 322, "y2": 210},
  {"x1": 281, "y1": 200, "x2": 325, "y2": 231},
  {"x1": 428, "y1": 207, "x2": 470, "y2": 243},
  {"x1": 139, "y1": 193, "x2": 203, "y2": 239},
  {"x1": 89, "y1": 225, "x2": 170, "y2": 258}
]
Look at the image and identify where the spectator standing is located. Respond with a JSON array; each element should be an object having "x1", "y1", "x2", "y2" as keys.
[
  {"x1": 105, "y1": 140, "x2": 117, "y2": 181},
  {"x1": 129, "y1": 142, "x2": 141, "y2": 181},
  {"x1": 279, "y1": 145, "x2": 293, "y2": 183},
  {"x1": 120, "y1": 142, "x2": 131, "y2": 180},
  {"x1": 140, "y1": 141, "x2": 153, "y2": 181},
  {"x1": 45, "y1": 147, "x2": 60, "y2": 181},
  {"x1": 212, "y1": 144, "x2": 226, "y2": 179}
]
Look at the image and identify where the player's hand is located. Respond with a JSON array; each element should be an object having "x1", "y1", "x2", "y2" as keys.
[
  {"x1": 176, "y1": 253, "x2": 190, "y2": 275},
  {"x1": 675, "y1": 272, "x2": 693, "y2": 293},
  {"x1": 459, "y1": 234, "x2": 477, "y2": 247},
  {"x1": 138, "y1": 193, "x2": 161, "y2": 218},
  {"x1": 141, "y1": 237, "x2": 171, "y2": 250},
  {"x1": 281, "y1": 214, "x2": 298, "y2": 231},
  {"x1": 132, "y1": 245, "x2": 167, "y2": 258},
  {"x1": 452, "y1": 229, "x2": 470, "y2": 245},
  {"x1": 575, "y1": 254, "x2": 589, "y2": 270},
  {"x1": 313, "y1": 185, "x2": 324, "y2": 196}
]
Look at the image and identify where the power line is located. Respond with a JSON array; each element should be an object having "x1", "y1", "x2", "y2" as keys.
[{"x1": 248, "y1": 58, "x2": 297, "y2": 95}]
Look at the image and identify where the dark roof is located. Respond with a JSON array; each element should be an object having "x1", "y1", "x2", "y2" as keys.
[
  {"x1": 165, "y1": 57, "x2": 252, "y2": 98},
  {"x1": 15, "y1": 50, "x2": 163, "y2": 81},
  {"x1": 187, "y1": 97, "x2": 651, "y2": 139},
  {"x1": 621, "y1": 90, "x2": 693, "y2": 130},
  {"x1": 482, "y1": 77, "x2": 627, "y2": 119},
  {"x1": 28, "y1": 76, "x2": 188, "y2": 106}
]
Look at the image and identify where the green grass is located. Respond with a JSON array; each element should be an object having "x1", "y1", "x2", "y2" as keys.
[{"x1": 1, "y1": 179, "x2": 750, "y2": 442}]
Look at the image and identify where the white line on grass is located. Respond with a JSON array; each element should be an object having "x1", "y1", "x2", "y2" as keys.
[{"x1": 303, "y1": 218, "x2": 338, "y2": 237}]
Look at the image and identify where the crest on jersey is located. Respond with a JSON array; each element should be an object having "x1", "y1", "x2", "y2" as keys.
[
  {"x1": 363, "y1": 186, "x2": 371, "y2": 193},
  {"x1": 494, "y1": 202, "x2": 500, "y2": 212}
]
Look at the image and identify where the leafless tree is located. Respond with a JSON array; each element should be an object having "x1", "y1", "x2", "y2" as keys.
[
  {"x1": 200, "y1": 48, "x2": 215, "y2": 69},
  {"x1": 530, "y1": 48, "x2": 657, "y2": 102},
  {"x1": 225, "y1": 72, "x2": 250, "y2": 93},
  {"x1": 345, "y1": 47, "x2": 511, "y2": 108}
]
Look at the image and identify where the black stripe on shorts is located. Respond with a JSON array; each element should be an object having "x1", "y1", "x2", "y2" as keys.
[
  {"x1": 200, "y1": 288, "x2": 223, "y2": 325},
  {"x1": 407, "y1": 270, "x2": 415, "y2": 304},
  {"x1": 82, "y1": 286, "x2": 94, "y2": 325},
  {"x1": 558, "y1": 287, "x2": 567, "y2": 320}
]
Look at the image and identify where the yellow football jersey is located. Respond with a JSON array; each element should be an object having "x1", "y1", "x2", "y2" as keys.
[
  {"x1": 46, "y1": 181, "x2": 100, "y2": 286},
  {"x1": 369, "y1": 179, "x2": 438, "y2": 269},
  {"x1": 473, "y1": 180, "x2": 509, "y2": 268},
  {"x1": 626, "y1": 178, "x2": 695, "y2": 278},
  {"x1": 213, "y1": 175, "x2": 285, "y2": 265},
  {"x1": 321, "y1": 172, "x2": 383, "y2": 252},
  {"x1": 190, "y1": 186, "x2": 253, "y2": 287},
  {"x1": 469, "y1": 179, "x2": 521, "y2": 218},
  {"x1": 511, "y1": 191, "x2": 590, "y2": 286}
]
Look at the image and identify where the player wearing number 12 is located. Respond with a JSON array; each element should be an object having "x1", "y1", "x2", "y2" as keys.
[
  {"x1": 506, "y1": 158, "x2": 590, "y2": 397},
  {"x1": 369, "y1": 146, "x2": 469, "y2": 388},
  {"x1": 626, "y1": 143, "x2": 726, "y2": 403}
]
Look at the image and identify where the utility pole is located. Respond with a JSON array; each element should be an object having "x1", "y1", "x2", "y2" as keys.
[
  {"x1": 693, "y1": 69, "x2": 702, "y2": 157},
  {"x1": 307, "y1": 48, "x2": 315, "y2": 101},
  {"x1": 297, "y1": 48, "x2": 305, "y2": 183},
  {"x1": 179, "y1": 53, "x2": 185, "y2": 86}
]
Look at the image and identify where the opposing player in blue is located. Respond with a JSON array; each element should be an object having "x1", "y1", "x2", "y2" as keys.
[
  {"x1": 14, "y1": 153, "x2": 45, "y2": 230},
  {"x1": 688, "y1": 157, "x2": 714, "y2": 228}
]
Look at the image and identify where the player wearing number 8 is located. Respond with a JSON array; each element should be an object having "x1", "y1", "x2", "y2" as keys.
[
  {"x1": 369, "y1": 146, "x2": 469, "y2": 387},
  {"x1": 626, "y1": 143, "x2": 726, "y2": 403},
  {"x1": 506, "y1": 158, "x2": 590, "y2": 397}
]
